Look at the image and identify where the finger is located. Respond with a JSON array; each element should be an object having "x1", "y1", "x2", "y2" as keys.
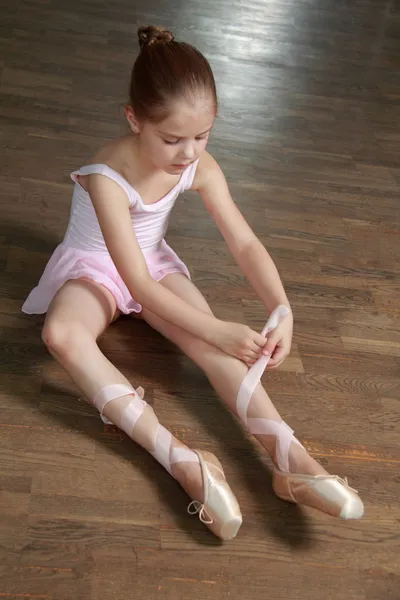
[
  {"x1": 266, "y1": 354, "x2": 287, "y2": 369},
  {"x1": 264, "y1": 332, "x2": 280, "y2": 356},
  {"x1": 252, "y1": 331, "x2": 268, "y2": 348},
  {"x1": 250, "y1": 341, "x2": 265, "y2": 354},
  {"x1": 271, "y1": 343, "x2": 287, "y2": 361},
  {"x1": 266, "y1": 347, "x2": 288, "y2": 368},
  {"x1": 266, "y1": 359, "x2": 283, "y2": 369},
  {"x1": 245, "y1": 354, "x2": 261, "y2": 366},
  {"x1": 244, "y1": 350, "x2": 261, "y2": 363},
  {"x1": 136, "y1": 386, "x2": 145, "y2": 399}
]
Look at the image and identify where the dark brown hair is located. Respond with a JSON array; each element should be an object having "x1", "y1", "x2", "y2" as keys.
[{"x1": 129, "y1": 25, "x2": 217, "y2": 122}]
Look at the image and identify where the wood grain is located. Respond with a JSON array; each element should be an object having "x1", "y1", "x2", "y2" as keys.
[{"x1": 1, "y1": 0, "x2": 399, "y2": 599}]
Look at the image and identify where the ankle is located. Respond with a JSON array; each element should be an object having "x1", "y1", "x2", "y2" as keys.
[
  {"x1": 288, "y1": 443, "x2": 328, "y2": 477},
  {"x1": 171, "y1": 459, "x2": 203, "y2": 502}
]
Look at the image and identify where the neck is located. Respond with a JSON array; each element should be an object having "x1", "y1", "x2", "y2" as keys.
[{"x1": 129, "y1": 134, "x2": 161, "y2": 178}]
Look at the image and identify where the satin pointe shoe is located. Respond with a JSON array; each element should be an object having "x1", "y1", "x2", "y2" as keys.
[
  {"x1": 272, "y1": 468, "x2": 364, "y2": 519},
  {"x1": 187, "y1": 450, "x2": 243, "y2": 540}
]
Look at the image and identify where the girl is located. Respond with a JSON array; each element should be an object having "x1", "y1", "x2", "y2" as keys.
[{"x1": 22, "y1": 26, "x2": 363, "y2": 540}]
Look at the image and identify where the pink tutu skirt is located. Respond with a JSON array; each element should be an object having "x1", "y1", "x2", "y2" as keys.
[{"x1": 22, "y1": 240, "x2": 190, "y2": 315}]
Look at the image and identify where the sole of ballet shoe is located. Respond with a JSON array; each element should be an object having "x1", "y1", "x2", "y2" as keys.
[
  {"x1": 272, "y1": 469, "x2": 364, "y2": 520},
  {"x1": 194, "y1": 450, "x2": 243, "y2": 540}
]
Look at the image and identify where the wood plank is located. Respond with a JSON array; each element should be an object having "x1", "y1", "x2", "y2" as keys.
[{"x1": 1, "y1": 0, "x2": 399, "y2": 598}]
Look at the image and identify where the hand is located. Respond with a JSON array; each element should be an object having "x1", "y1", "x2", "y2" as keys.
[
  {"x1": 212, "y1": 321, "x2": 268, "y2": 364},
  {"x1": 264, "y1": 311, "x2": 293, "y2": 369}
]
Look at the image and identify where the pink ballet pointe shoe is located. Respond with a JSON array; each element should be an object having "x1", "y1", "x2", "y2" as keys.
[
  {"x1": 187, "y1": 450, "x2": 243, "y2": 540},
  {"x1": 272, "y1": 469, "x2": 364, "y2": 519}
]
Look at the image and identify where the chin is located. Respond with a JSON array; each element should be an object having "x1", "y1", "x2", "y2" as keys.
[{"x1": 165, "y1": 164, "x2": 189, "y2": 174}]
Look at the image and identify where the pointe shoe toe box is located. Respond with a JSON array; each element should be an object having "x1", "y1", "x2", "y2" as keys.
[
  {"x1": 193, "y1": 450, "x2": 243, "y2": 540},
  {"x1": 273, "y1": 470, "x2": 364, "y2": 520},
  {"x1": 339, "y1": 493, "x2": 364, "y2": 520},
  {"x1": 314, "y1": 477, "x2": 364, "y2": 520},
  {"x1": 219, "y1": 515, "x2": 243, "y2": 540}
]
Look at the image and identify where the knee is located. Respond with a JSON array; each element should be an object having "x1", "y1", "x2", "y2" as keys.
[{"x1": 41, "y1": 319, "x2": 91, "y2": 360}]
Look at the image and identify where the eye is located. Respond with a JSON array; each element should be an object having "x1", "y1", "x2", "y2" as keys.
[
  {"x1": 196, "y1": 134, "x2": 209, "y2": 141},
  {"x1": 164, "y1": 139, "x2": 180, "y2": 145}
]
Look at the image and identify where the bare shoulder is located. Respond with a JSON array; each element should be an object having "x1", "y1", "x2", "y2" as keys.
[
  {"x1": 78, "y1": 136, "x2": 132, "y2": 192},
  {"x1": 191, "y1": 151, "x2": 225, "y2": 191},
  {"x1": 90, "y1": 137, "x2": 131, "y2": 164}
]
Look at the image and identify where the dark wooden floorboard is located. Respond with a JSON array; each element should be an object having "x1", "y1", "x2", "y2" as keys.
[{"x1": 1, "y1": 0, "x2": 399, "y2": 598}]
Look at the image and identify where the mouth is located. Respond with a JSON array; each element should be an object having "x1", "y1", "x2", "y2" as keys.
[{"x1": 171, "y1": 162, "x2": 191, "y2": 169}]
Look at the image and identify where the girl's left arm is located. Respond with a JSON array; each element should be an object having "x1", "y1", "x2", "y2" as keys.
[{"x1": 192, "y1": 152, "x2": 293, "y2": 367}]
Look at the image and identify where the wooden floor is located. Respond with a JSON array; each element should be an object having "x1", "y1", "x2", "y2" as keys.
[{"x1": 1, "y1": 0, "x2": 400, "y2": 598}]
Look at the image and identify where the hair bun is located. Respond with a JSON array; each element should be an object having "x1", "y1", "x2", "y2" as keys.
[{"x1": 138, "y1": 26, "x2": 174, "y2": 50}]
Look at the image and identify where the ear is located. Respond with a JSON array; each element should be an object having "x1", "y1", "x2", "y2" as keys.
[{"x1": 125, "y1": 105, "x2": 141, "y2": 134}]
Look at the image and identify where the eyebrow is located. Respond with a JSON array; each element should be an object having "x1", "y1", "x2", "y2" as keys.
[{"x1": 158, "y1": 127, "x2": 212, "y2": 139}]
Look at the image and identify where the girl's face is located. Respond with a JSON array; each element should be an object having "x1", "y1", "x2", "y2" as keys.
[{"x1": 126, "y1": 94, "x2": 216, "y2": 174}]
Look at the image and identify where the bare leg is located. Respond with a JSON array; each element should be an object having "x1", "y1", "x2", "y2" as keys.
[
  {"x1": 143, "y1": 274, "x2": 328, "y2": 477},
  {"x1": 41, "y1": 279, "x2": 203, "y2": 494}
]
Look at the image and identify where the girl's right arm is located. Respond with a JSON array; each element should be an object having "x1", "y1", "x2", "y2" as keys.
[{"x1": 86, "y1": 175, "x2": 267, "y2": 363}]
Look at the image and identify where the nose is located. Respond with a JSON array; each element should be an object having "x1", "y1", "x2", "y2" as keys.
[{"x1": 181, "y1": 142, "x2": 195, "y2": 161}]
